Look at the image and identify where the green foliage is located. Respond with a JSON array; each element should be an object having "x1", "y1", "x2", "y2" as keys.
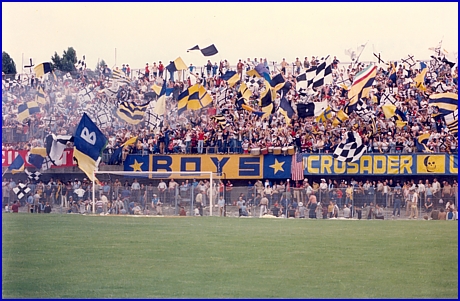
[
  {"x1": 51, "y1": 47, "x2": 77, "y2": 72},
  {"x1": 2, "y1": 215, "x2": 458, "y2": 298},
  {"x1": 50, "y1": 52, "x2": 62, "y2": 71},
  {"x1": 2, "y1": 51, "x2": 17, "y2": 75},
  {"x1": 97, "y1": 59, "x2": 106, "y2": 70}
]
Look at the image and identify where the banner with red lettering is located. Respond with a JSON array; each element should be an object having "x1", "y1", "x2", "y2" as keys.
[{"x1": 2, "y1": 148, "x2": 76, "y2": 168}]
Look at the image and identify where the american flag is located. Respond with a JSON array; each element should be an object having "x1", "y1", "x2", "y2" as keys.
[{"x1": 291, "y1": 152, "x2": 304, "y2": 181}]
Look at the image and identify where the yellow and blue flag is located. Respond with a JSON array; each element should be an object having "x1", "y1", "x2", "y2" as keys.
[
  {"x1": 17, "y1": 101, "x2": 40, "y2": 122},
  {"x1": 177, "y1": 84, "x2": 213, "y2": 115},
  {"x1": 73, "y1": 113, "x2": 108, "y2": 181},
  {"x1": 34, "y1": 62, "x2": 52, "y2": 78},
  {"x1": 116, "y1": 101, "x2": 149, "y2": 124},
  {"x1": 220, "y1": 71, "x2": 240, "y2": 87},
  {"x1": 8, "y1": 155, "x2": 25, "y2": 174},
  {"x1": 429, "y1": 92, "x2": 458, "y2": 116}
]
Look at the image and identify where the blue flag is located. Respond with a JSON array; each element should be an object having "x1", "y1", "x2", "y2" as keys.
[
  {"x1": 8, "y1": 155, "x2": 25, "y2": 174},
  {"x1": 73, "y1": 113, "x2": 108, "y2": 181}
]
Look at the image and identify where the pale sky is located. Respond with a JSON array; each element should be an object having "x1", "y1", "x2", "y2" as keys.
[{"x1": 2, "y1": 2, "x2": 458, "y2": 72}]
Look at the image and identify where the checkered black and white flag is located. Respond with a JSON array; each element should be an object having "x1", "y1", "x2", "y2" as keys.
[
  {"x1": 311, "y1": 56, "x2": 333, "y2": 89},
  {"x1": 25, "y1": 169, "x2": 41, "y2": 181},
  {"x1": 333, "y1": 131, "x2": 366, "y2": 163},
  {"x1": 13, "y1": 183, "x2": 31, "y2": 200},
  {"x1": 74, "y1": 56, "x2": 86, "y2": 71},
  {"x1": 354, "y1": 99, "x2": 373, "y2": 121}
]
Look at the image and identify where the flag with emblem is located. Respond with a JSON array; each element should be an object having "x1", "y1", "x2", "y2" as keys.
[
  {"x1": 296, "y1": 101, "x2": 328, "y2": 118},
  {"x1": 333, "y1": 131, "x2": 366, "y2": 163},
  {"x1": 73, "y1": 113, "x2": 108, "y2": 181},
  {"x1": 13, "y1": 183, "x2": 31, "y2": 200},
  {"x1": 291, "y1": 153, "x2": 304, "y2": 181}
]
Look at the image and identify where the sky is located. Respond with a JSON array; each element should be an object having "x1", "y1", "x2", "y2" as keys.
[{"x1": 2, "y1": 2, "x2": 458, "y2": 73}]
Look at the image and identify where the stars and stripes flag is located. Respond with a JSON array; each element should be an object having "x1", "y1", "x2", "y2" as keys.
[{"x1": 291, "y1": 152, "x2": 304, "y2": 181}]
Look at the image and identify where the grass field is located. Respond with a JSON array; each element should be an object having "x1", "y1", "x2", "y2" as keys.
[{"x1": 2, "y1": 214, "x2": 458, "y2": 298}]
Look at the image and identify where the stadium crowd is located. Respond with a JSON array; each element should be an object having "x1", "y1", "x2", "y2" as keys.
[{"x1": 2, "y1": 54, "x2": 458, "y2": 159}]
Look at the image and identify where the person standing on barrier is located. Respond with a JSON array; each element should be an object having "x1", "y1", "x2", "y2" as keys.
[
  {"x1": 392, "y1": 183, "x2": 402, "y2": 218},
  {"x1": 157, "y1": 179, "x2": 167, "y2": 204},
  {"x1": 409, "y1": 188, "x2": 418, "y2": 219}
]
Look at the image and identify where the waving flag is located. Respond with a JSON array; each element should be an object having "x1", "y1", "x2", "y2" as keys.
[
  {"x1": 429, "y1": 92, "x2": 458, "y2": 116},
  {"x1": 333, "y1": 131, "x2": 366, "y2": 163},
  {"x1": 187, "y1": 44, "x2": 218, "y2": 56},
  {"x1": 116, "y1": 101, "x2": 149, "y2": 124},
  {"x1": 444, "y1": 109, "x2": 458, "y2": 135},
  {"x1": 177, "y1": 84, "x2": 213, "y2": 115},
  {"x1": 296, "y1": 101, "x2": 328, "y2": 118},
  {"x1": 17, "y1": 101, "x2": 40, "y2": 122},
  {"x1": 166, "y1": 57, "x2": 187, "y2": 72},
  {"x1": 8, "y1": 155, "x2": 25, "y2": 174},
  {"x1": 73, "y1": 113, "x2": 108, "y2": 181},
  {"x1": 220, "y1": 71, "x2": 239, "y2": 87},
  {"x1": 34, "y1": 62, "x2": 52, "y2": 78},
  {"x1": 279, "y1": 96, "x2": 294, "y2": 124},
  {"x1": 348, "y1": 65, "x2": 377, "y2": 106}
]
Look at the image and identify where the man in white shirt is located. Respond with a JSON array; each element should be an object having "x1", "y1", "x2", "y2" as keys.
[
  {"x1": 158, "y1": 179, "x2": 167, "y2": 204},
  {"x1": 417, "y1": 180, "x2": 426, "y2": 202},
  {"x1": 431, "y1": 178, "x2": 441, "y2": 203}
]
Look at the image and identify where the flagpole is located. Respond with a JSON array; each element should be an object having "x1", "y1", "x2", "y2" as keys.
[
  {"x1": 92, "y1": 171, "x2": 96, "y2": 214},
  {"x1": 352, "y1": 41, "x2": 369, "y2": 70}
]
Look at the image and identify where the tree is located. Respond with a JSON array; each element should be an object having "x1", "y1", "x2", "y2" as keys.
[
  {"x1": 97, "y1": 59, "x2": 106, "y2": 71},
  {"x1": 51, "y1": 47, "x2": 78, "y2": 72},
  {"x1": 2, "y1": 51, "x2": 17, "y2": 75},
  {"x1": 51, "y1": 51, "x2": 62, "y2": 71}
]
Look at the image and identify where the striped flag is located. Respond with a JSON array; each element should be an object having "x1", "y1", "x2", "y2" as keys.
[
  {"x1": 348, "y1": 64, "x2": 377, "y2": 106},
  {"x1": 291, "y1": 153, "x2": 304, "y2": 181},
  {"x1": 444, "y1": 109, "x2": 458, "y2": 135}
]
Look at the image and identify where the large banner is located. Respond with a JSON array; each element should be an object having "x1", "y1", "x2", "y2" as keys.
[
  {"x1": 124, "y1": 154, "x2": 264, "y2": 179},
  {"x1": 2, "y1": 149, "x2": 76, "y2": 168},
  {"x1": 302, "y1": 154, "x2": 458, "y2": 176},
  {"x1": 123, "y1": 153, "x2": 457, "y2": 178}
]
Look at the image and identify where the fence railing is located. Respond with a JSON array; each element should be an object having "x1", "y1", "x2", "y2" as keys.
[{"x1": 4, "y1": 182, "x2": 457, "y2": 220}]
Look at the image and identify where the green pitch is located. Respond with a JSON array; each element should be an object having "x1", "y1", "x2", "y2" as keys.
[{"x1": 2, "y1": 214, "x2": 458, "y2": 298}]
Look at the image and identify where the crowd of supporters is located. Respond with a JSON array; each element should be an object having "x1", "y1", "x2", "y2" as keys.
[
  {"x1": 2, "y1": 54, "x2": 458, "y2": 160},
  {"x1": 3, "y1": 175, "x2": 457, "y2": 219}
]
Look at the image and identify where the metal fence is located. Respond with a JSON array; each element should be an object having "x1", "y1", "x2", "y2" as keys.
[{"x1": 4, "y1": 181, "x2": 458, "y2": 220}]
